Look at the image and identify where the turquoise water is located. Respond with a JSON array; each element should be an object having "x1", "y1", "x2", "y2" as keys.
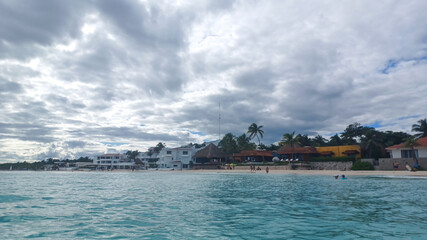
[{"x1": 1, "y1": 172, "x2": 426, "y2": 239}]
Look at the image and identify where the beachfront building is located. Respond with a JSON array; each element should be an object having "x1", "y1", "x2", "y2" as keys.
[
  {"x1": 137, "y1": 150, "x2": 159, "y2": 169},
  {"x1": 315, "y1": 145, "x2": 361, "y2": 159},
  {"x1": 156, "y1": 146, "x2": 197, "y2": 170},
  {"x1": 385, "y1": 137, "x2": 427, "y2": 159},
  {"x1": 192, "y1": 143, "x2": 228, "y2": 169},
  {"x1": 277, "y1": 145, "x2": 318, "y2": 162},
  {"x1": 231, "y1": 150, "x2": 274, "y2": 163},
  {"x1": 93, "y1": 149, "x2": 136, "y2": 170},
  {"x1": 377, "y1": 137, "x2": 427, "y2": 170}
]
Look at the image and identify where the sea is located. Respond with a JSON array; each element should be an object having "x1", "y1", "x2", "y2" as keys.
[{"x1": 0, "y1": 171, "x2": 426, "y2": 239}]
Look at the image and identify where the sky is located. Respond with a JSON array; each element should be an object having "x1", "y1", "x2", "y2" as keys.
[{"x1": 1, "y1": 0, "x2": 426, "y2": 162}]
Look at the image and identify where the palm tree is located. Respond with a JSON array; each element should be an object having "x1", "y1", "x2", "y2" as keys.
[
  {"x1": 412, "y1": 118, "x2": 427, "y2": 138},
  {"x1": 313, "y1": 135, "x2": 327, "y2": 147},
  {"x1": 280, "y1": 131, "x2": 301, "y2": 160},
  {"x1": 360, "y1": 129, "x2": 385, "y2": 158},
  {"x1": 247, "y1": 123, "x2": 264, "y2": 146},
  {"x1": 403, "y1": 136, "x2": 420, "y2": 165}
]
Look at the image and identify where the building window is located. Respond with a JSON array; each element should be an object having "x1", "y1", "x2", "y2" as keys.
[
  {"x1": 97, "y1": 161, "x2": 100, "y2": 164},
  {"x1": 401, "y1": 150, "x2": 418, "y2": 158},
  {"x1": 106, "y1": 156, "x2": 111, "y2": 159},
  {"x1": 101, "y1": 156, "x2": 105, "y2": 159},
  {"x1": 183, "y1": 151, "x2": 188, "y2": 155},
  {"x1": 115, "y1": 156, "x2": 120, "y2": 159},
  {"x1": 167, "y1": 151, "x2": 172, "y2": 155},
  {"x1": 97, "y1": 157, "x2": 100, "y2": 160}
]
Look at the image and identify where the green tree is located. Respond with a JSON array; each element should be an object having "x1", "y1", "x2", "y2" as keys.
[
  {"x1": 280, "y1": 131, "x2": 301, "y2": 160},
  {"x1": 258, "y1": 143, "x2": 280, "y2": 151},
  {"x1": 126, "y1": 150, "x2": 139, "y2": 160},
  {"x1": 360, "y1": 129, "x2": 385, "y2": 159},
  {"x1": 412, "y1": 118, "x2": 427, "y2": 138},
  {"x1": 328, "y1": 134, "x2": 343, "y2": 146},
  {"x1": 236, "y1": 134, "x2": 256, "y2": 152},
  {"x1": 383, "y1": 131, "x2": 411, "y2": 147},
  {"x1": 403, "y1": 136, "x2": 420, "y2": 165},
  {"x1": 153, "y1": 142, "x2": 166, "y2": 153},
  {"x1": 298, "y1": 134, "x2": 312, "y2": 146},
  {"x1": 247, "y1": 123, "x2": 264, "y2": 146},
  {"x1": 219, "y1": 133, "x2": 238, "y2": 154},
  {"x1": 312, "y1": 135, "x2": 327, "y2": 147}
]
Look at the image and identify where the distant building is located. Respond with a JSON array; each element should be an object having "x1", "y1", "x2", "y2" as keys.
[
  {"x1": 93, "y1": 149, "x2": 135, "y2": 170},
  {"x1": 157, "y1": 146, "x2": 197, "y2": 170},
  {"x1": 277, "y1": 145, "x2": 318, "y2": 161},
  {"x1": 193, "y1": 143, "x2": 228, "y2": 169},
  {"x1": 386, "y1": 137, "x2": 427, "y2": 158},
  {"x1": 315, "y1": 145, "x2": 361, "y2": 159},
  {"x1": 231, "y1": 150, "x2": 274, "y2": 163}
]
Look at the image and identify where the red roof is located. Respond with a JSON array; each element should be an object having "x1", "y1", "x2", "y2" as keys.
[
  {"x1": 233, "y1": 150, "x2": 273, "y2": 157},
  {"x1": 278, "y1": 146, "x2": 318, "y2": 154},
  {"x1": 386, "y1": 137, "x2": 427, "y2": 150}
]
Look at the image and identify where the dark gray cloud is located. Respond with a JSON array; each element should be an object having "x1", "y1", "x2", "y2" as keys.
[
  {"x1": 0, "y1": 0, "x2": 88, "y2": 59},
  {"x1": 0, "y1": 0, "x2": 426, "y2": 162}
]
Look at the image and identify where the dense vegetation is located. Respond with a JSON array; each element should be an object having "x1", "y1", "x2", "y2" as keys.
[
  {"x1": 351, "y1": 161, "x2": 375, "y2": 170},
  {"x1": 219, "y1": 118, "x2": 427, "y2": 159},
  {"x1": 0, "y1": 157, "x2": 92, "y2": 170}
]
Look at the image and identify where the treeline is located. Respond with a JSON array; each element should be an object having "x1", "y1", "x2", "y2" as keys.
[
  {"x1": 0, "y1": 156, "x2": 92, "y2": 170},
  {"x1": 219, "y1": 118, "x2": 427, "y2": 159}
]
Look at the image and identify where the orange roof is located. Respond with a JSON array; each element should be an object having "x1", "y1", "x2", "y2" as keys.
[
  {"x1": 233, "y1": 150, "x2": 273, "y2": 157},
  {"x1": 386, "y1": 137, "x2": 427, "y2": 150}
]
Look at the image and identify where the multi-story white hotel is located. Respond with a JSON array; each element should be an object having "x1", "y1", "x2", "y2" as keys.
[{"x1": 93, "y1": 149, "x2": 136, "y2": 170}]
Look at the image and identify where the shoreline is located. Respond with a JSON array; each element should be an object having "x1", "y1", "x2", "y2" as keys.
[
  {"x1": 2, "y1": 169, "x2": 427, "y2": 177},
  {"x1": 184, "y1": 169, "x2": 427, "y2": 176}
]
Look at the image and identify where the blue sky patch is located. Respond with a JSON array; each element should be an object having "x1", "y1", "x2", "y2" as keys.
[
  {"x1": 397, "y1": 115, "x2": 421, "y2": 121},
  {"x1": 190, "y1": 131, "x2": 205, "y2": 136}
]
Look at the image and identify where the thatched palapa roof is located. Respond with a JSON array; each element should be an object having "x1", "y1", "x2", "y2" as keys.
[{"x1": 193, "y1": 143, "x2": 228, "y2": 159}]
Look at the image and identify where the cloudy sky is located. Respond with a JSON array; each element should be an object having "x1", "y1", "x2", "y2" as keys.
[{"x1": 1, "y1": 0, "x2": 426, "y2": 162}]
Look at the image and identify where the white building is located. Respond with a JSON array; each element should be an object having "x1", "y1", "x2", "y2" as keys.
[
  {"x1": 156, "y1": 146, "x2": 197, "y2": 170},
  {"x1": 137, "y1": 150, "x2": 159, "y2": 169},
  {"x1": 386, "y1": 137, "x2": 427, "y2": 158},
  {"x1": 93, "y1": 149, "x2": 136, "y2": 170}
]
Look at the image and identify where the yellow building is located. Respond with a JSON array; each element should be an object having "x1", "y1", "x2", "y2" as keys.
[{"x1": 315, "y1": 145, "x2": 361, "y2": 159}]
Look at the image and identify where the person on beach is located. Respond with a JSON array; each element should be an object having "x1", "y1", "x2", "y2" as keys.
[
  {"x1": 393, "y1": 161, "x2": 399, "y2": 171},
  {"x1": 413, "y1": 163, "x2": 419, "y2": 172},
  {"x1": 266, "y1": 166, "x2": 269, "y2": 174}
]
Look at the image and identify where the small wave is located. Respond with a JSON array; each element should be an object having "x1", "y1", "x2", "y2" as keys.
[{"x1": 371, "y1": 175, "x2": 427, "y2": 180}]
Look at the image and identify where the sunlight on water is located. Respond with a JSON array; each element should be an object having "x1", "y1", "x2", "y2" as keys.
[{"x1": 0, "y1": 172, "x2": 426, "y2": 239}]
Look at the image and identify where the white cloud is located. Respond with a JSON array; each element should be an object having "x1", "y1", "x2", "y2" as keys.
[{"x1": 0, "y1": 0, "x2": 426, "y2": 162}]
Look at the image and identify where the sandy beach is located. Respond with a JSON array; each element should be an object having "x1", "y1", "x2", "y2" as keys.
[{"x1": 185, "y1": 169, "x2": 427, "y2": 176}]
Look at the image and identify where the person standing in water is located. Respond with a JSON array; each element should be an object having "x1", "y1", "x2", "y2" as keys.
[{"x1": 266, "y1": 166, "x2": 269, "y2": 174}]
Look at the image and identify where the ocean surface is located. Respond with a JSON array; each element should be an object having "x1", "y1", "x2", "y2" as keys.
[{"x1": 1, "y1": 171, "x2": 426, "y2": 239}]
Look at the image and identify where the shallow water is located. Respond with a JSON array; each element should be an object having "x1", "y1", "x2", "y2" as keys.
[{"x1": 0, "y1": 171, "x2": 426, "y2": 239}]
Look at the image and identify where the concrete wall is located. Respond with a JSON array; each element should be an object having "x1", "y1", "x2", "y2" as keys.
[
  {"x1": 310, "y1": 162, "x2": 353, "y2": 170},
  {"x1": 378, "y1": 158, "x2": 427, "y2": 170},
  {"x1": 234, "y1": 162, "x2": 352, "y2": 171}
]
